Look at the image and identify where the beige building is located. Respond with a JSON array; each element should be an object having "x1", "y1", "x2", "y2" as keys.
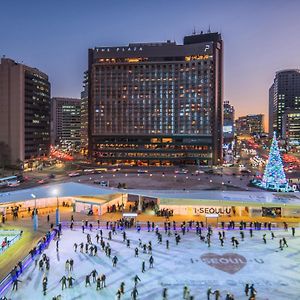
[{"x1": 0, "y1": 58, "x2": 50, "y2": 165}]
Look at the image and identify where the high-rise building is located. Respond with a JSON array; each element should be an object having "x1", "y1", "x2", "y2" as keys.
[
  {"x1": 51, "y1": 97, "x2": 81, "y2": 149},
  {"x1": 0, "y1": 58, "x2": 50, "y2": 165},
  {"x1": 235, "y1": 114, "x2": 264, "y2": 136},
  {"x1": 88, "y1": 32, "x2": 223, "y2": 166},
  {"x1": 282, "y1": 109, "x2": 300, "y2": 147},
  {"x1": 80, "y1": 71, "x2": 89, "y2": 151},
  {"x1": 223, "y1": 100, "x2": 235, "y2": 143},
  {"x1": 269, "y1": 69, "x2": 300, "y2": 137}
]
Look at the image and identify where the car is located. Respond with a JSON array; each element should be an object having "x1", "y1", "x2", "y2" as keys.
[
  {"x1": 174, "y1": 169, "x2": 188, "y2": 174},
  {"x1": 7, "y1": 181, "x2": 20, "y2": 187},
  {"x1": 37, "y1": 179, "x2": 48, "y2": 184},
  {"x1": 111, "y1": 168, "x2": 121, "y2": 172},
  {"x1": 68, "y1": 172, "x2": 81, "y2": 177},
  {"x1": 240, "y1": 169, "x2": 251, "y2": 174},
  {"x1": 194, "y1": 170, "x2": 204, "y2": 174},
  {"x1": 137, "y1": 169, "x2": 148, "y2": 174}
]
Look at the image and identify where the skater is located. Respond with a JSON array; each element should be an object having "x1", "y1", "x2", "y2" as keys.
[
  {"x1": 91, "y1": 269, "x2": 98, "y2": 282},
  {"x1": 271, "y1": 232, "x2": 275, "y2": 239},
  {"x1": 166, "y1": 239, "x2": 169, "y2": 249},
  {"x1": 214, "y1": 290, "x2": 221, "y2": 300},
  {"x1": 135, "y1": 247, "x2": 139, "y2": 257},
  {"x1": 292, "y1": 227, "x2": 295, "y2": 237},
  {"x1": 112, "y1": 255, "x2": 118, "y2": 267},
  {"x1": 279, "y1": 239, "x2": 283, "y2": 250},
  {"x1": 250, "y1": 228, "x2": 253, "y2": 238},
  {"x1": 120, "y1": 281, "x2": 125, "y2": 294},
  {"x1": 142, "y1": 260, "x2": 146, "y2": 273},
  {"x1": 116, "y1": 289, "x2": 122, "y2": 299},
  {"x1": 96, "y1": 276, "x2": 101, "y2": 290},
  {"x1": 56, "y1": 240, "x2": 59, "y2": 252},
  {"x1": 101, "y1": 273, "x2": 106, "y2": 288},
  {"x1": 12, "y1": 279, "x2": 22, "y2": 291},
  {"x1": 73, "y1": 243, "x2": 78, "y2": 252},
  {"x1": 245, "y1": 283, "x2": 249, "y2": 296},
  {"x1": 283, "y1": 237, "x2": 288, "y2": 247},
  {"x1": 70, "y1": 258, "x2": 74, "y2": 271},
  {"x1": 131, "y1": 287, "x2": 138, "y2": 300},
  {"x1": 60, "y1": 276, "x2": 67, "y2": 290},
  {"x1": 207, "y1": 287, "x2": 213, "y2": 300},
  {"x1": 133, "y1": 274, "x2": 141, "y2": 287},
  {"x1": 65, "y1": 260, "x2": 70, "y2": 272},
  {"x1": 263, "y1": 234, "x2": 267, "y2": 244},
  {"x1": 42, "y1": 275, "x2": 47, "y2": 295},
  {"x1": 68, "y1": 276, "x2": 75, "y2": 288},
  {"x1": 85, "y1": 274, "x2": 91, "y2": 287},
  {"x1": 183, "y1": 285, "x2": 190, "y2": 299},
  {"x1": 162, "y1": 287, "x2": 168, "y2": 300},
  {"x1": 149, "y1": 255, "x2": 154, "y2": 268},
  {"x1": 249, "y1": 284, "x2": 257, "y2": 298},
  {"x1": 127, "y1": 239, "x2": 130, "y2": 248}
]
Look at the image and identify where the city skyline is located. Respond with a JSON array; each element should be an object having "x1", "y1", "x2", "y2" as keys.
[{"x1": 1, "y1": 0, "x2": 300, "y2": 130}]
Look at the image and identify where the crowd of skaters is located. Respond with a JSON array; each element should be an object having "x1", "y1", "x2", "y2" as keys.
[{"x1": 0, "y1": 215, "x2": 298, "y2": 300}]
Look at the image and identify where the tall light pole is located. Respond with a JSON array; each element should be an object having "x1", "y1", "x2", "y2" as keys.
[
  {"x1": 31, "y1": 194, "x2": 38, "y2": 231},
  {"x1": 53, "y1": 189, "x2": 60, "y2": 226}
]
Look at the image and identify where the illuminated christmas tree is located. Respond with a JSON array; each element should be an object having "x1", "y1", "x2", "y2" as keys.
[{"x1": 262, "y1": 132, "x2": 289, "y2": 191}]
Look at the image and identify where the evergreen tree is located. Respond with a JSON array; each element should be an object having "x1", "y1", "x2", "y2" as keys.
[{"x1": 262, "y1": 132, "x2": 288, "y2": 190}]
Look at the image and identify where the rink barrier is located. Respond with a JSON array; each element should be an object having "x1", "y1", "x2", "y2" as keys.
[{"x1": 0, "y1": 229, "x2": 57, "y2": 297}]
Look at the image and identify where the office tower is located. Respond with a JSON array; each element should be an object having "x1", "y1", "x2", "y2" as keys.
[
  {"x1": 51, "y1": 97, "x2": 81, "y2": 149},
  {"x1": 88, "y1": 32, "x2": 223, "y2": 166},
  {"x1": 0, "y1": 57, "x2": 50, "y2": 165},
  {"x1": 80, "y1": 71, "x2": 89, "y2": 151},
  {"x1": 282, "y1": 109, "x2": 300, "y2": 147},
  {"x1": 223, "y1": 100, "x2": 235, "y2": 143},
  {"x1": 235, "y1": 114, "x2": 264, "y2": 136},
  {"x1": 269, "y1": 70, "x2": 300, "y2": 137}
]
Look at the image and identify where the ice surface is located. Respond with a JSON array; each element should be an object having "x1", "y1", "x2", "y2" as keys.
[{"x1": 3, "y1": 226, "x2": 300, "y2": 300}]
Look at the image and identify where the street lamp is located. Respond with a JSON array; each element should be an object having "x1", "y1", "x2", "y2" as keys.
[
  {"x1": 31, "y1": 194, "x2": 38, "y2": 231},
  {"x1": 53, "y1": 189, "x2": 60, "y2": 226}
]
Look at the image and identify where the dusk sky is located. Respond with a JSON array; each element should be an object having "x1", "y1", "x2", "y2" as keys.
[{"x1": 1, "y1": 0, "x2": 300, "y2": 130}]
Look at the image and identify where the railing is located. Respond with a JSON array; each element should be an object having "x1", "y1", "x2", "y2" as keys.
[
  {"x1": 0, "y1": 230, "x2": 22, "y2": 254},
  {"x1": 0, "y1": 229, "x2": 57, "y2": 297}
]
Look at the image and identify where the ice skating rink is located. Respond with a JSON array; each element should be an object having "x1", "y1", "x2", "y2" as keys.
[{"x1": 4, "y1": 225, "x2": 300, "y2": 299}]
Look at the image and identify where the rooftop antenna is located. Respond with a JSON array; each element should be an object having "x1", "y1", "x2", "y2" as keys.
[
  {"x1": 192, "y1": 26, "x2": 196, "y2": 35},
  {"x1": 208, "y1": 25, "x2": 211, "y2": 33}
]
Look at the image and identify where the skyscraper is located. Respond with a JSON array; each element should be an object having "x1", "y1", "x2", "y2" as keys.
[
  {"x1": 80, "y1": 71, "x2": 89, "y2": 151},
  {"x1": 223, "y1": 100, "x2": 235, "y2": 143},
  {"x1": 0, "y1": 57, "x2": 50, "y2": 165},
  {"x1": 269, "y1": 69, "x2": 300, "y2": 137},
  {"x1": 51, "y1": 97, "x2": 81, "y2": 149},
  {"x1": 88, "y1": 32, "x2": 223, "y2": 166},
  {"x1": 235, "y1": 114, "x2": 264, "y2": 136}
]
